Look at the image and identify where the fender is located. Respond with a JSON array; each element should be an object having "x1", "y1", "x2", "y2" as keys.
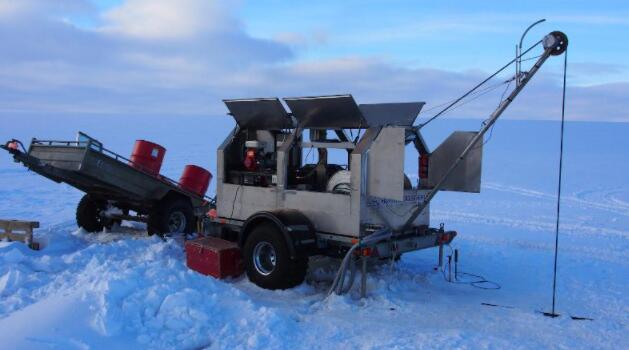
[{"x1": 240, "y1": 209, "x2": 317, "y2": 259}]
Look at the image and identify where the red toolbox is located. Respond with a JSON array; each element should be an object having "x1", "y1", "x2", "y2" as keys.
[{"x1": 185, "y1": 236, "x2": 243, "y2": 279}]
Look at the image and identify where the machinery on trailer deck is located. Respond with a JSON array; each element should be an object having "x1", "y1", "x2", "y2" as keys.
[
  {"x1": 2, "y1": 31, "x2": 568, "y2": 294},
  {"x1": 203, "y1": 31, "x2": 568, "y2": 291}
]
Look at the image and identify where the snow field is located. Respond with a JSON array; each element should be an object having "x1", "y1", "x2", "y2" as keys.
[{"x1": 0, "y1": 115, "x2": 627, "y2": 349}]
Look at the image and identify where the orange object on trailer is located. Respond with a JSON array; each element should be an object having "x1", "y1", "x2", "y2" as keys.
[
  {"x1": 179, "y1": 165, "x2": 212, "y2": 196},
  {"x1": 243, "y1": 148, "x2": 257, "y2": 171},
  {"x1": 129, "y1": 140, "x2": 166, "y2": 176},
  {"x1": 419, "y1": 153, "x2": 429, "y2": 181}
]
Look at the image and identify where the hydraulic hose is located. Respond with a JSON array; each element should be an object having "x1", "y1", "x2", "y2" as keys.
[{"x1": 327, "y1": 229, "x2": 392, "y2": 296}]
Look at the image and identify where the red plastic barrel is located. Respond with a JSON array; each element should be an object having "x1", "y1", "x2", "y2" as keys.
[
  {"x1": 130, "y1": 140, "x2": 166, "y2": 176},
  {"x1": 179, "y1": 165, "x2": 212, "y2": 196}
]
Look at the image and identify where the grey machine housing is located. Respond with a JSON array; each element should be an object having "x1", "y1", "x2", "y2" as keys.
[{"x1": 212, "y1": 95, "x2": 481, "y2": 259}]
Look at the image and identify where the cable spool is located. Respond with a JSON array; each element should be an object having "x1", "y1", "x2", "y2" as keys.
[{"x1": 544, "y1": 31, "x2": 568, "y2": 56}]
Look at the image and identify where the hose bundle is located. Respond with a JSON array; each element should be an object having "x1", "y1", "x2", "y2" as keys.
[{"x1": 327, "y1": 228, "x2": 392, "y2": 296}]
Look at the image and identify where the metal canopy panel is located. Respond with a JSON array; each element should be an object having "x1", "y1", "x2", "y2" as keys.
[
  {"x1": 428, "y1": 131, "x2": 482, "y2": 193},
  {"x1": 223, "y1": 98, "x2": 293, "y2": 129},
  {"x1": 359, "y1": 102, "x2": 425, "y2": 127},
  {"x1": 367, "y1": 127, "x2": 405, "y2": 201},
  {"x1": 284, "y1": 95, "x2": 367, "y2": 129}
]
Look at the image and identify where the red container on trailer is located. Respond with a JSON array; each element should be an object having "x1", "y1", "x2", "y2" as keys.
[
  {"x1": 179, "y1": 165, "x2": 212, "y2": 197},
  {"x1": 419, "y1": 153, "x2": 429, "y2": 180},
  {"x1": 185, "y1": 237, "x2": 243, "y2": 279},
  {"x1": 130, "y1": 140, "x2": 166, "y2": 176}
]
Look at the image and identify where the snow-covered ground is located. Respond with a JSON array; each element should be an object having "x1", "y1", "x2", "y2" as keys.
[{"x1": 0, "y1": 114, "x2": 627, "y2": 349}]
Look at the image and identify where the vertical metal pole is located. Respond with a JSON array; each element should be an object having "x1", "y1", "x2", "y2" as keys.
[
  {"x1": 515, "y1": 45, "x2": 520, "y2": 85},
  {"x1": 438, "y1": 243, "x2": 444, "y2": 268},
  {"x1": 454, "y1": 249, "x2": 459, "y2": 279},
  {"x1": 518, "y1": 19, "x2": 546, "y2": 85},
  {"x1": 448, "y1": 255, "x2": 452, "y2": 282},
  {"x1": 360, "y1": 256, "x2": 367, "y2": 299}
]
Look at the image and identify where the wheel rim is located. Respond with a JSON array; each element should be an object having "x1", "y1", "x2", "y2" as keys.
[
  {"x1": 167, "y1": 211, "x2": 187, "y2": 233},
  {"x1": 253, "y1": 241, "x2": 277, "y2": 276},
  {"x1": 95, "y1": 210, "x2": 103, "y2": 224},
  {"x1": 94, "y1": 206, "x2": 105, "y2": 229},
  {"x1": 97, "y1": 207, "x2": 115, "y2": 229}
]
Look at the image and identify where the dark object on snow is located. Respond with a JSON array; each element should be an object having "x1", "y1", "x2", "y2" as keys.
[
  {"x1": 185, "y1": 236, "x2": 243, "y2": 279},
  {"x1": 76, "y1": 194, "x2": 118, "y2": 232},
  {"x1": 481, "y1": 303, "x2": 514, "y2": 309},
  {"x1": 242, "y1": 222, "x2": 308, "y2": 290},
  {"x1": 0, "y1": 219, "x2": 40, "y2": 250}
]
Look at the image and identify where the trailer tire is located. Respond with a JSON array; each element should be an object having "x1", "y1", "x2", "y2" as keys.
[
  {"x1": 244, "y1": 223, "x2": 308, "y2": 290},
  {"x1": 76, "y1": 194, "x2": 106, "y2": 232},
  {"x1": 148, "y1": 198, "x2": 195, "y2": 235}
]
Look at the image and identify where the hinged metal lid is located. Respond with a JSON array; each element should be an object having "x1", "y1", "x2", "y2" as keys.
[
  {"x1": 223, "y1": 98, "x2": 294, "y2": 129},
  {"x1": 283, "y1": 94, "x2": 367, "y2": 129},
  {"x1": 186, "y1": 236, "x2": 239, "y2": 251},
  {"x1": 359, "y1": 102, "x2": 425, "y2": 127}
]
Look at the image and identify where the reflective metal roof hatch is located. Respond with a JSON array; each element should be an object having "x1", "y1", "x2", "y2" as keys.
[
  {"x1": 223, "y1": 98, "x2": 294, "y2": 129},
  {"x1": 283, "y1": 95, "x2": 367, "y2": 129},
  {"x1": 359, "y1": 102, "x2": 425, "y2": 127}
]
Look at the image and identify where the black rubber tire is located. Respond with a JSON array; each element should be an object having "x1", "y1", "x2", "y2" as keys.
[
  {"x1": 243, "y1": 223, "x2": 308, "y2": 290},
  {"x1": 76, "y1": 194, "x2": 105, "y2": 232},
  {"x1": 148, "y1": 198, "x2": 195, "y2": 235}
]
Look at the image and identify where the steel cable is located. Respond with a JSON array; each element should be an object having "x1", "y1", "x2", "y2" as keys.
[
  {"x1": 550, "y1": 47, "x2": 568, "y2": 316},
  {"x1": 418, "y1": 40, "x2": 542, "y2": 128}
]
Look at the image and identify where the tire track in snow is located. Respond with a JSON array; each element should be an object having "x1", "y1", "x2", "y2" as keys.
[
  {"x1": 458, "y1": 234, "x2": 628, "y2": 265},
  {"x1": 432, "y1": 209, "x2": 629, "y2": 239},
  {"x1": 574, "y1": 187, "x2": 629, "y2": 210},
  {"x1": 484, "y1": 183, "x2": 629, "y2": 217}
]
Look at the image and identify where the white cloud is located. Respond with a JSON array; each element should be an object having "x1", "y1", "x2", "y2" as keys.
[
  {"x1": 553, "y1": 14, "x2": 629, "y2": 26},
  {"x1": 0, "y1": 1, "x2": 626, "y2": 123},
  {"x1": 0, "y1": 0, "x2": 92, "y2": 19},
  {"x1": 101, "y1": 0, "x2": 236, "y2": 40},
  {"x1": 0, "y1": 1, "x2": 26, "y2": 17},
  {"x1": 273, "y1": 31, "x2": 328, "y2": 49}
]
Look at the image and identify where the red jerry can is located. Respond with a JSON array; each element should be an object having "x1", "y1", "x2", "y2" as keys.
[{"x1": 185, "y1": 237, "x2": 243, "y2": 279}]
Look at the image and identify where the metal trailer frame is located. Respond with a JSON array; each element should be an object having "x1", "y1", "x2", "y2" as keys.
[{"x1": 2, "y1": 133, "x2": 210, "y2": 227}]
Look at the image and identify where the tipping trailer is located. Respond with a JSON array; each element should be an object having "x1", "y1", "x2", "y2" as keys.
[{"x1": 2, "y1": 133, "x2": 211, "y2": 234}]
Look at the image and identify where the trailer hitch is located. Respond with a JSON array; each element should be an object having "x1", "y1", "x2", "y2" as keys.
[{"x1": 1, "y1": 139, "x2": 26, "y2": 154}]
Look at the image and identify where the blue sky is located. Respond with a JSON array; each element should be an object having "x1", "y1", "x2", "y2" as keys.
[
  {"x1": 240, "y1": 1, "x2": 628, "y2": 82},
  {"x1": 89, "y1": 0, "x2": 628, "y2": 84},
  {"x1": 1, "y1": 0, "x2": 627, "y2": 121}
]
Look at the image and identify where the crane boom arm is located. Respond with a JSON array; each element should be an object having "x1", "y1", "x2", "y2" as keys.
[{"x1": 401, "y1": 31, "x2": 568, "y2": 232}]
